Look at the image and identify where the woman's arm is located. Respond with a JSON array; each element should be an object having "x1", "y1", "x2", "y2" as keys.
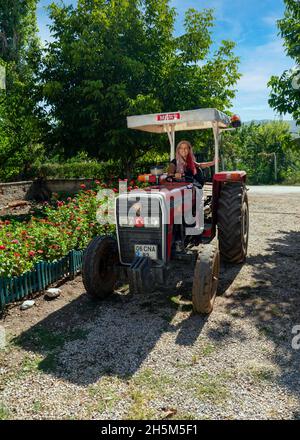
[
  {"x1": 195, "y1": 158, "x2": 216, "y2": 169},
  {"x1": 167, "y1": 162, "x2": 176, "y2": 175},
  {"x1": 167, "y1": 162, "x2": 182, "y2": 179}
]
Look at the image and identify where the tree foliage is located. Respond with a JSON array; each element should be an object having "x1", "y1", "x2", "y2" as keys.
[
  {"x1": 40, "y1": 0, "x2": 241, "y2": 174},
  {"x1": 0, "y1": 0, "x2": 43, "y2": 181},
  {"x1": 221, "y1": 121, "x2": 296, "y2": 184},
  {"x1": 268, "y1": 0, "x2": 300, "y2": 123}
]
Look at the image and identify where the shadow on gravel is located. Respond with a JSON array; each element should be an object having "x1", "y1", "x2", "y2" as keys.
[
  {"x1": 222, "y1": 230, "x2": 300, "y2": 398},
  {"x1": 12, "y1": 254, "x2": 247, "y2": 385},
  {"x1": 12, "y1": 275, "x2": 206, "y2": 385}
]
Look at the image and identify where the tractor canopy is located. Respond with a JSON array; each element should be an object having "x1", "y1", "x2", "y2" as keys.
[
  {"x1": 127, "y1": 108, "x2": 230, "y2": 133},
  {"x1": 127, "y1": 108, "x2": 234, "y2": 171}
]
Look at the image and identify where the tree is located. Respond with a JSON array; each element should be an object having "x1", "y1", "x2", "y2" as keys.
[
  {"x1": 0, "y1": 0, "x2": 42, "y2": 181},
  {"x1": 41, "y1": 0, "x2": 241, "y2": 176},
  {"x1": 221, "y1": 121, "x2": 294, "y2": 184},
  {"x1": 268, "y1": 0, "x2": 300, "y2": 124}
]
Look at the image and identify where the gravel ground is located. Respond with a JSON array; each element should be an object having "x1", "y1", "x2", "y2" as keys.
[{"x1": 0, "y1": 190, "x2": 300, "y2": 420}]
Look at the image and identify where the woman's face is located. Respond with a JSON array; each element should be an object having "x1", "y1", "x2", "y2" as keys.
[{"x1": 178, "y1": 143, "x2": 189, "y2": 160}]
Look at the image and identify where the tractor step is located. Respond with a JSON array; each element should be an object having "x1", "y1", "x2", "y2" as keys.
[{"x1": 128, "y1": 256, "x2": 154, "y2": 294}]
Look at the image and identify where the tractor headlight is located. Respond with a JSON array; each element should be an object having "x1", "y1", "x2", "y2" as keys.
[{"x1": 119, "y1": 215, "x2": 160, "y2": 228}]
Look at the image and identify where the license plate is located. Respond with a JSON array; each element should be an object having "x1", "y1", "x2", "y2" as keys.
[{"x1": 134, "y1": 244, "x2": 157, "y2": 259}]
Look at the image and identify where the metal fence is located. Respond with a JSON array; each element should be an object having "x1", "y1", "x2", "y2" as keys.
[{"x1": 0, "y1": 249, "x2": 84, "y2": 309}]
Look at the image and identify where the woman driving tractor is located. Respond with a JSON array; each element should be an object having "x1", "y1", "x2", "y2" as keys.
[{"x1": 167, "y1": 140, "x2": 216, "y2": 185}]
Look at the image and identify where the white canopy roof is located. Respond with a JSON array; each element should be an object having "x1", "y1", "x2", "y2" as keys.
[{"x1": 127, "y1": 108, "x2": 230, "y2": 133}]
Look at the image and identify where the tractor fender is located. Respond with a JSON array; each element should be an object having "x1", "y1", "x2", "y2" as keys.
[{"x1": 212, "y1": 171, "x2": 247, "y2": 230}]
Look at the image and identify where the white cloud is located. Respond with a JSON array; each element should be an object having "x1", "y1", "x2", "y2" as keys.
[
  {"x1": 262, "y1": 14, "x2": 280, "y2": 26},
  {"x1": 232, "y1": 36, "x2": 294, "y2": 120}
]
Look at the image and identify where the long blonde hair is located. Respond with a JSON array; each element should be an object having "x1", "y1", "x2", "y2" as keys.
[{"x1": 175, "y1": 140, "x2": 196, "y2": 175}]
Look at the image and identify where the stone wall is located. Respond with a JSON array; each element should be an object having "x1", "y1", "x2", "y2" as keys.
[
  {"x1": 0, "y1": 178, "x2": 95, "y2": 208},
  {"x1": 0, "y1": 181, "x2": 33, "y2": 207}
]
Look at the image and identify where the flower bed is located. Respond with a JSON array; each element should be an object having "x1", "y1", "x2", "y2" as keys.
[{"x1": 0, "y1": 182, "x2": 118, "y2": 278}]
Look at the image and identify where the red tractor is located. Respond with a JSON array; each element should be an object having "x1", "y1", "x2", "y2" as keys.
[{"x1": 83, "y1": 108, "x2": 248, "y2": 314}]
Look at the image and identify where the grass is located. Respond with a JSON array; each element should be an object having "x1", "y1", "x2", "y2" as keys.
[
  {"x1": 248, "y1": 364, "x2": 277, "y2": 382},
  {"x1": 14, "y1": 327, "x2": 89, "y2": 375},
  {"x1": 171, "y1": 411, "x2": 196, "y2": 420},
  {"x1": 32, "y1": 400, "x2": 43, "y2": 413},
  {"x1": 21, "y1": 354, "x2": 43, "y2": 373},
  {"x1": 0, "y1": 403, "x2": 10, "y2": 420},
  {"x1": 131, "y1": 368, "x2": 174, "y2": 394},
  {"x1": 125, "y1": 389, "x2": 157, "y2": 420},
  {"x1": 124, "y1": 368, "x2": 176, "y2": 420},
  {"x1": 169, "y1": 295, "x2": 193, "y2": 312},
  {"x1": 201, "y1": 343, "x2": 216, "y2": 357},
  {"x1": 87, "y1": 377, "x2": 123, "y2": 415},
  {"x1": 190, "y1": 371, "x2": 232, "y2": 404},
  {"x1": 13, "y1": 326, "x2": 89, "y2": 352}
]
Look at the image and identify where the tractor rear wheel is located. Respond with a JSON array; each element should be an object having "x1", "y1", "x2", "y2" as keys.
[
  {"x1": 217, "y1": 183, "x2": 249, "y2": 263},
  {"x1": 192, "y1": 244, "x2": 220, "y2": 314},
  {"x1": 82, "y1": 235, "x2": 119, "y2": 299}
]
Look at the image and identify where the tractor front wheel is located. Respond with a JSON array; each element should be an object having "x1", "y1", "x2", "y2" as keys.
[
  {"x1": 192, "y1": 244, "x2": 220, "y2": 314},
  {"x1": 217, "y1": 183, "x2": 249, "y2": 263},
  {"x1": 82, "y1": 235, "x2": 119, "y2": 299}
]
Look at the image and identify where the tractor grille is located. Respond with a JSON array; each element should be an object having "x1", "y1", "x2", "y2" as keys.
[{"x1": 116, "y1": 195, "x2": 164, "y2": 265}]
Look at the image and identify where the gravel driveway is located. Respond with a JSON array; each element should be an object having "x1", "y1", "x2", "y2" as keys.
[{"x1": 1, "y1": 189, "x2": 300, "y2": 420}]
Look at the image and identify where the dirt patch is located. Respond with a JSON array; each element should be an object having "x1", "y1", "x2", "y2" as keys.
[{"x1": 1, "y1": 191, "x2": 300, "y2": 420}]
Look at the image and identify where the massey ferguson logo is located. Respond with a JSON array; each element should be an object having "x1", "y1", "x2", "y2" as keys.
[{"x1": 156, "y1": 113, "x2": 181, "y2": 121}]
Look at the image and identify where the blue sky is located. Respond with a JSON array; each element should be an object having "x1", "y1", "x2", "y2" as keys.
[{"x1": 37, "y1": 0, "x2": 294, "y2": 121}]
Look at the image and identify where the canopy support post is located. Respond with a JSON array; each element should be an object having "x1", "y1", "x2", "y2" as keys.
[
  {"x1": 165, "y1": 124, "x2": 176, "y2": 160},
  {"x1": 212, "y1": 122, "x2": 220, "y2": 173}
]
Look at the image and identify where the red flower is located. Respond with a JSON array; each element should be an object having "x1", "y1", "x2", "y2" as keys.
[
  {"x1": 37, "y1": 250, "x2": 44, "y2": 254},
  {"x1": 14, "y1": 252, "x2": 21, "y2": 258},
  {"x1": 95, "y1": 180, "x2": 101, "y2": 185},
  {"x1": 80, "y1": 184, "x2": 86, "y2": 189},
  {"x1": 4, "y1": 220, "x2": 10, "y2": 225},
  {"x1": 113, "y1": 188, "x2": 118, "y2": 193},
  {"x1": 11, "y1": 239, "x2": 19, "y2": 244},
  {"x1": 29, "y1": 251, "x2": 36, "y2": 257},
  {"x1": 0, "y1": 245, "x2": 6, "y2": 250}
]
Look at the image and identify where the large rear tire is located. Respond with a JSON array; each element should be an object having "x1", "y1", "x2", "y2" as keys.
[
  {"x1": 82, "y1": 235, "x2": 119, "y2": 299},
  {"x1": 192, "y1": 244, "x2": 220, "y2": 314},
  {"x1": 217, "y1": 183, "x2": 249, "y2": 263}
]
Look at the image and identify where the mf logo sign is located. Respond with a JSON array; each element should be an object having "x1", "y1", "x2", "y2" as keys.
[
  {"x1": 291, "y1": 325, "x2": 300, "y2": 350},
  {"x1": 0, "y1": 65, "x2": 6, "y2": 90}
]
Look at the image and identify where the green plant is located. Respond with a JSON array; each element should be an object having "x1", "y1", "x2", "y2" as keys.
[{"x1": 0, "y1": 183, "x2": 116, "y2": 277}]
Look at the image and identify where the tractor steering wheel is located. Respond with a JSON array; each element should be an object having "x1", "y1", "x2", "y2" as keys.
[
  {"x1": 165, "y1": 174, "x2": 194, "y2": 183},
  {"x1": 165, "y1": 175, "x2": 183, "y2": 183}
]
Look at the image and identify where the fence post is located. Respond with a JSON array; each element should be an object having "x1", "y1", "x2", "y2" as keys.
[
  {"x1": 69, "y1": 250, "x2": 75, "y2": 280},
  {"x1": 0, "y1": 278, "x2": 5, "y2": 309}
]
